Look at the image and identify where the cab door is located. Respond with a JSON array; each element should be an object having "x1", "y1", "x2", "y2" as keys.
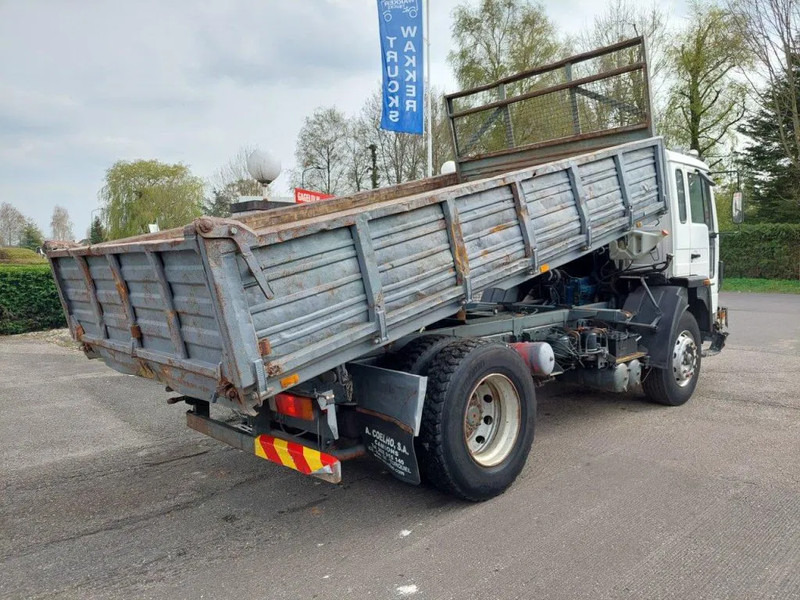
[
  {"x1": 670, "y1": 167, "x2": 694, "y2": 276},
  {"x1": 686, "y1": 170, "x2": 716, "y2": 283}
]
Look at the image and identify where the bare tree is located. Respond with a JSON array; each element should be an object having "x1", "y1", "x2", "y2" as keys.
[
  {"x1": 728, "y1": 0, "x2": 800, "y2": 170},
  {"x1": 0, "y1": 202, "x2": 27, "y2": 246},
  {"x1": 292, "y1": 89, "x2": 455, "y2": 196},
  {"x1": 293, "y1": 107, "x2": 350, "y2": 195},
  {"x1": 50, "y1": 205, "x2": 74, "y2": 241},
  {"x1": 577, "y1": 0, "x2": 672, "y2": 121},
  {"x1": 344, "y1": 117, "x2": 375, "y2": 193},
  {"x1": 355, "y1": 88, "x2": 452, "y2": 187},
  {"x1": 209, "y1": 146, "x2": 262, "y2": 197}
]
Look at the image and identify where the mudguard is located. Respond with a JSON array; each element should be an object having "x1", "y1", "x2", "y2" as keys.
[{"x1": 623, "y1": 285, "x2": 689, "y2": 370}]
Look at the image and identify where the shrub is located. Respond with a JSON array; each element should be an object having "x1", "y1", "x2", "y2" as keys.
[
  {"x1": 720, "y1": 224, "x2": 800, "y2": 280},
  {"x1": 0, "y1": 264, "x2": 67, "y2": 335}
]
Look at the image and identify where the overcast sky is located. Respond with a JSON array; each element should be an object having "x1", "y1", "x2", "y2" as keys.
[{"x1": 0, "y1": 0, "x2": 688, "y2": 240}]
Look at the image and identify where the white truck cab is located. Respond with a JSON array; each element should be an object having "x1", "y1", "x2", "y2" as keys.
[
  {"x1": 635, "y1": 149, "x2": 728, "y2": 353},
  {"x1": 665, "y1": 150, "x2": 720, "y2": 310}
]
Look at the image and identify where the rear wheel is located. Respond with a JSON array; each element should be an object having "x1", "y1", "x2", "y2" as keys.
[
  {"x1": 417, "y1": 339, "x2": 536, "y2": 501},
  {"x1": 642, "y1": 311, "x2": 701, "y2": 406},
  {"x1": 393, "y1": 334, "x2": 455, "y2": 375}
]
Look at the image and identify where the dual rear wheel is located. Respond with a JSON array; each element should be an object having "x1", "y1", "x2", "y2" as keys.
[{"x1": 396, "y1": 337, "x2": 536, "y2": 501}]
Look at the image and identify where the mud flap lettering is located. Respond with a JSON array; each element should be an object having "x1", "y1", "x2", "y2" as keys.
[
  {"x1": 347, "y1": 362, "x2": 427, "y2": 486},
  {"x1": 361, "y1": 412, "x2": 420, "y2": 485}
]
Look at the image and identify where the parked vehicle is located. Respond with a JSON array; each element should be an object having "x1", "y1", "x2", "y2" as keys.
[{"x1": 45, "y1": 38, "x2": 728, "y2": 500}]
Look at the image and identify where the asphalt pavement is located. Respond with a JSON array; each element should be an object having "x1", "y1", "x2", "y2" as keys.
[{"x1": 1, "y1": 292, "x2": 798, "y2": 600}]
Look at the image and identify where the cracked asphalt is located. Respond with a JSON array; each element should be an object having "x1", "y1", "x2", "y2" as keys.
[{"x1": 1, "y1": 292, "x2": 798, "y2": 599}]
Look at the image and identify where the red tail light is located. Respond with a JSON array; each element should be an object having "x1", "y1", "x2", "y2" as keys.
[{"x1": 274, "y1": 393, "x2": 314, "y2": 421}]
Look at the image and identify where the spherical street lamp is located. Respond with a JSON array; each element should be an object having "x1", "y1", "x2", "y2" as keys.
[{"x1": 247, "y1": 149, "x2": 282, "y2": 196}]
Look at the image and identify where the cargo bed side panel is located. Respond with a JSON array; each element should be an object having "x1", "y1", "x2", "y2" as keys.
[
  {"x1": 48, "y1": 241, "x2": 225, "y2": 401},
  {"x1": 47, "y1": 138, "x2": 667, "y2": 413}
]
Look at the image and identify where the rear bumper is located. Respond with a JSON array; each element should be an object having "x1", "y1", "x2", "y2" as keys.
[{"x1": 186, "y1": 410, "x2": 364, "y2": 483}]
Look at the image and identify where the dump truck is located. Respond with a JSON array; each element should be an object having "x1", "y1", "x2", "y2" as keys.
[{"x1": 45, "y1": 38, "x2": 729, "y2": 500}]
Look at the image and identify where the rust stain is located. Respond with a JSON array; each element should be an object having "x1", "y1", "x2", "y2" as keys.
[
  {"x1": 258, "y1": 338, "x2": 272, "y2": 356},
  {"x1": 447, "y1": 218, "x2": 470, "y2": 281},
  {"x1": 137, "y1": 360, "x2": 156, "y2": 379},
  {"x1": 113, "y1": 279, "x2": 128, "y2": 303},
  {"x1": 74, "y1": 324, "x2": 85, "y2": 341},
  {"x1": 130, "y1": 325, "x2": 142, "y2": 339},
  {"x1": 489, "y1": 222, "x2": 512, "y2": 234},
  {"x1": 266, "y1": 363, "x2": 283, "y2": 377}
]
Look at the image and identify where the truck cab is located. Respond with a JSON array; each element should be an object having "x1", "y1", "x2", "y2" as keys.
[{"x1": 656, "y1": 150, "x2": 726, "y2": 350}]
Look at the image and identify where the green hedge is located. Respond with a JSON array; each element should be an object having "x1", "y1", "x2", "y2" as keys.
[
  {"x1": 0, "y1": 264, "x2": 67, "y2": 335},
  {"x1": 720, "y1": 224, "x2": 800, "y2": 280}
]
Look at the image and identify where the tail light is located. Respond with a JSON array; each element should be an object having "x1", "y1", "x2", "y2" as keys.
[{"x1": 273, "y1": 393, "x2": 314, "y2": 421}]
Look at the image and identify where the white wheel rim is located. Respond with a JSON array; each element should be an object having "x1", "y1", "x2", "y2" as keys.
[
  {"x1": 672, "y1": 330, "x2": 698, "y2": 387},
  {"x1": 463, "y1": 374, "x2": 521, "y2": 467}
]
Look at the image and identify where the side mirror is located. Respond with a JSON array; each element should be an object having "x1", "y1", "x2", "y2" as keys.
[{"x1": 731, "y1": 190, "x2": 744, "y2": 225}]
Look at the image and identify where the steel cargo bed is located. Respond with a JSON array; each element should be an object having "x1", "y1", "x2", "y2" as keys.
[{"x1": 46, "y1": 137, "x2": 667, "y2": 414}]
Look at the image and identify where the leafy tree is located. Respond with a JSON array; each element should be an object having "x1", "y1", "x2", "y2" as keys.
[
  {"x1": 448, "y1": 1, "x2": 570, "y2": 158},
  {"x1": 662, "y1": 2, "x2": 751, "y2": 162},
  {"x1": 100, "y1": 160, "x2": 204, "y2": 240},
  {"x1": 50, "y1": 205, "x2": 74, "y2": 241},
  {"x1": 89, "y1": 216, "x2": 107, "y2": 244},
  {"x1": 0, "y1": 202, "x2": 26, "y2": 246},
  {"x1": 738, "y1": 59, "x2": 800, "y2": 223},
  {"x1": 19, "y1": 220, "x2": 45, "y2": 250},
  {"x1": 204, "y1": 188, "x2": 234, "y2": 218},
  {"x1": 449, "y1": 0, "x2": 563, "y2": 89}
]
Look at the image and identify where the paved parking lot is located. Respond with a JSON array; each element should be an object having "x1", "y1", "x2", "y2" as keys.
[{"x1": 1, "y1": 292, "x2": 798, "y2": 600}]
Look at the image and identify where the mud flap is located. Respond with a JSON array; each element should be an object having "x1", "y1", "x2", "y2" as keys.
[{"x1": 348, "y1": 362, "x2": 427, "y2": 485}]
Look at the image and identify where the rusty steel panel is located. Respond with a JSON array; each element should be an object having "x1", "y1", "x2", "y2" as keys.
[
  {"x1": 47, "y1": 238, "x2": 226, "y2": 407},
  {"x1": 45, "y1": 137, "x2": 667, "y2": 415}
]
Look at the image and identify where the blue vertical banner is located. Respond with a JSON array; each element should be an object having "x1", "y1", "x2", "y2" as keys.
[{"x1": 378, "y1": 0, "x2": 424, "y2": 135}]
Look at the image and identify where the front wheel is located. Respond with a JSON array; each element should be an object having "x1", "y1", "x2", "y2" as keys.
[
  {"x1": 417, "y1": 339, "x2": 536, "y2": 501},
  {"x1": 642, "y1": 311, "x2": 702, "y2": 406}
]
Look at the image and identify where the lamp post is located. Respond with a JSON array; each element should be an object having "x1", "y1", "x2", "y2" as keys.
[{"x1": 301, "y1": 165, "x2": 323, "y2": 188}]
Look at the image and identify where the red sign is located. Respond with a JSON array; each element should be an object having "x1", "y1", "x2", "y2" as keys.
[{"x1": 294, "y1": 188, "x2": 334, "y2": 204}]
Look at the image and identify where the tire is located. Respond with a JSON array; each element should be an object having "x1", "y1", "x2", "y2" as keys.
[
  {"x1": 642, "y1": 311, "x2": 701, "y2": 406},
  {"x1": 417, "y1": 339, "x2": 536, "y2": 501},
  {"x1": 393, "y1": 334, "x2": 455, "y2": 375}
]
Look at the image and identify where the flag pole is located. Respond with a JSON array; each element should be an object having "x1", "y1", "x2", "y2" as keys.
[{"x1": 425, "y1": 0, "x2": 432, "y2": 178}]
